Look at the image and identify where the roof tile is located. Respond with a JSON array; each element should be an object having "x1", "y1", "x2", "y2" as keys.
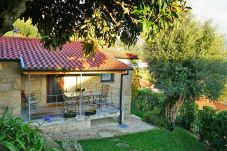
[{"x1": 0, "y1": 37, "x2": 131, "y2": 71}]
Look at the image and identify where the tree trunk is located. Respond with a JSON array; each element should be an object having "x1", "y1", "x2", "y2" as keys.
[
  {"x1": 165, "y1": 96, "x2": 184, "y2": 122},
  {"x1": 0, "y1": 0, "x2": 28, "y2": 36}
]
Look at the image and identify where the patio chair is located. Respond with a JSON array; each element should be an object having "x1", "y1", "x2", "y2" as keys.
[
  {"x1": 98, "y1": 84, "x2": 110, "y2": 110},
  {"x1": 63, "y1": 94, "x2": 78, "y2": 113}
]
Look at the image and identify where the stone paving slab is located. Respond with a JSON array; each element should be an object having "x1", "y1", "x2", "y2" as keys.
[{"x1": 43, "y1": 115, "x2": 155, "y2": 142}]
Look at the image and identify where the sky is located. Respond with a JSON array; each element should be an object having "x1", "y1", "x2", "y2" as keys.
[{"x1": 188, "y1": 0, "x2": 227, "y2": 38}]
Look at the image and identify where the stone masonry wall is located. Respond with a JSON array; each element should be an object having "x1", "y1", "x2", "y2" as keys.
[
  {"x1": 22, "y1": 75, "x2": 47, "y2": 106},
  {"x1": 0, "y1": 62, "x2": 21, "y2": 115}
]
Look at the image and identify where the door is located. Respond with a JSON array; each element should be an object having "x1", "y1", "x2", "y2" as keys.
[{"x1": 46, "y1": 75, "x2": 64, "y2": 103}]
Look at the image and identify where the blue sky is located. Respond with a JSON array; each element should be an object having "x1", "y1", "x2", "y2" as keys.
[{"x1": 188, "y1": 0, "x2": 227, "y2": 38}]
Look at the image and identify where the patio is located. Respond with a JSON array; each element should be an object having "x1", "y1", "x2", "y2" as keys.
[
  {"x1": 21, "y1": 72, "x2": 125, "y2": 123},
  {"x1": 41, "y1": 115, "x2": 155, "y2": 141},
  {"x1": 22, "y1": 83, "x2": 121, "y2": 121}
]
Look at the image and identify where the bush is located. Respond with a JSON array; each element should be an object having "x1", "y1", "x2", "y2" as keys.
[
  {"x1": 197, "y1": 106, "x2": 227, "y2": 150},
  {"x1": 132, "y1": 68, "x2": 141, "y2": 100},
  {"x1": 0, "y1": 109, "x2": 58, "y2": 151},
  {"x1": 144, "y1": 109, "x2": 168, "y2": 128},
  {"x1": 197, "y1": 106, "x2": 216, "y2": 142},
  {"x1": 132, "y1": 88, "x2": 168, "y2": 129},
  {"x1": 133, "y1": 88, "x2": 165, "y2": 111},
  {"x1": 212, "y1": 110, "x2": 227, "y2": 151},
  {"x1": 177, "y1": 101, "x2": 199, "y2": 130}
]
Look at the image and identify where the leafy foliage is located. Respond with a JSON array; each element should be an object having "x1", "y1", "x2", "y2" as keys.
[
  {"x1": 1, "y1": 0, "x2": 189, "y2": 55},
  {"x1": 197, "y1": 107, "x2": 227, "y2": 150},
  {"x1": 132, "y1": 68, "x2": 141, "y2": 101},
  {"x1": 145, "y1": 16, "x2": 227, "y2": 106},
  {"x1": 132, "y1": 88, "x2": 169, "y2": 129},
  {"x1": 177, "y1": 101, "x2": 199, "y2": 130},
  {"x1": 0, "y1": 109, "x2": 57, "y2": 151},
  {"x1": 4, "y1": 19, "x2": 39, "y2": 38},
  {"x1": 132, "y1": 88, "x2": 166, "y2": 111},
  {"x1": 144, "y1": 109, "x2": 169, "y2": 128},
  {"x1": 212, "y1": 110, "x2": 227, "y2": 150},
  {"x1": 131, "y1": 68, "x2": 154, "y2": 101}
]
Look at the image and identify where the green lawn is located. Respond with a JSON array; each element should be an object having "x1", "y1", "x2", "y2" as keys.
[{"x1": 79, "y1": 127, "x2": 206, "y2": 151}]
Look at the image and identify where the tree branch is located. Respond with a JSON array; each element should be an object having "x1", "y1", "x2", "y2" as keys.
[{"x1": 0, "y1": 0, "x2": 28, "y2": 36}]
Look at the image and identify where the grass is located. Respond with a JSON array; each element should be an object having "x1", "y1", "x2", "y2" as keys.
[
  {"x1": 80, "y1": 105, "x2": 206, "y2": 151},
  {"x1": 79, "y1": 127, "x2": 206, "y2": 151}
]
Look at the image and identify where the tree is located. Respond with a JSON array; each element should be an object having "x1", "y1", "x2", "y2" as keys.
[
  {"x1": 0, "y1": 0, "x2": 189, "y2": 55},
  {"x1": 4, "y1": 18, "x2": 39, "y2": 37},
  {"x1": 145, "y1": 16, "x2": 227, "y2": 122}
]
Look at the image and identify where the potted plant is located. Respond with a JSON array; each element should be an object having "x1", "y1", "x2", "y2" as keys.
[
  {"x1": 75, "y1": 88, "x2": 80, "y2": 92},
  {"x1": 75, "y1": 88, "x2": 85, "y2": 92},
  {"x1": 85, "y1": 107, "x2": 96, "y2": 116},
  {"x1": 76, "y1": 88, "x2": 85, "y2": 96},
  {"x1": 64, "y1": 110, "x2": 76, "y2": 118}
]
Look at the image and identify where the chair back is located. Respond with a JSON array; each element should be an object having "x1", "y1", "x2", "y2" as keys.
[
  {"x1": 62, "y1": 94, "x2": 68, "y2": 102},
  {"x1": 101, "y1": 84, "x2": 110, "y2": 98}
]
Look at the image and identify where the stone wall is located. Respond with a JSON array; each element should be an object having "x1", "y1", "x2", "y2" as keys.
[
  {"x1": 22, "y1": 75, "x2": 47, "y2": 106},
  {"x1": 0, "y1": 62, "x2": 21, "y2": 115}
]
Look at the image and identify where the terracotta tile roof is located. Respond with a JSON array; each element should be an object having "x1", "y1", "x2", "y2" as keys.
[
  {"x1": 0, "y1": 37, "x2": 131, "y2": 71},
  {"x1": 197, "y1": 96, "x2": 227, "y2": 111},
  {"x1": 113, "y1": 52, "x2": 138, "y2": 59},
  {"x1": 104, "y1": 49, "x2": 138, "y2": 59},
  {"x1": 213, "y1": 102, "x2": 227, "y2": 110}
]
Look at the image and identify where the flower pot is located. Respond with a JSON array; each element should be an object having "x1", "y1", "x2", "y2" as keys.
[
  {"x1": 64, "y1": 112, "x2": 76, "y2": 118},
  {"x1": 85, "y1": 110, "x2": 96, "y2": 116}
]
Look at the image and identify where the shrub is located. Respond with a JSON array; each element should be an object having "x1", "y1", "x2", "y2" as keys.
[
  {"x1": 144, "y1": 109, "x2": 168, "y2": 128},
  {"x1": 197, "y1": 106, "x2": 216, "y2": 142},
  {"x1": 132, "y1": 68, "x2": 141, "y2": 101},
  {"x1": 177, "y1": 101, "x2": 199, "y2": 130},
  {"x1": 197, "y1": 106, "x2": 227, "y2": 150},
  {"x1": 0, "y1": 109, "x2": 58, "y2": 151},
  {"x1": 133, "y1": 88, "x2": 166, "y2": 111},
  {"x1": 212, "y1": 110, "x2": 227, "y2": 151}
]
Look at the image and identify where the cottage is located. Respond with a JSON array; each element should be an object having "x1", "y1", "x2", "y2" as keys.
[{"x1": 0, "y1": 37, "x2": 136, "y2": 126}]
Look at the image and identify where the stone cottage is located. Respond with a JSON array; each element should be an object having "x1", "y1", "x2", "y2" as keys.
[{"x1": 0, "y1": 37, "x2": 137, "y2": 125}]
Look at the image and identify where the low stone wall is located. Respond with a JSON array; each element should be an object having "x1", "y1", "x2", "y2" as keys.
[{"x1": 0, "y1": 61, "x2": 21, "y2": 115}]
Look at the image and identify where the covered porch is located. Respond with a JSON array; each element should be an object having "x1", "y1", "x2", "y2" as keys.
[{"x1": 21, "y1": 70, "x2": 128, "y2": 124}]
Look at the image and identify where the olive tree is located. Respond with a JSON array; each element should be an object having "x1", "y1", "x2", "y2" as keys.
[{"x1": 145, "y1": 16, "x2": 227, "y2": 121}]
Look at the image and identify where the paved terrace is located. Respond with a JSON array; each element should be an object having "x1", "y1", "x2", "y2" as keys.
[{"x1": 41, "y1": 115, "x2": 155, "y2": 141}]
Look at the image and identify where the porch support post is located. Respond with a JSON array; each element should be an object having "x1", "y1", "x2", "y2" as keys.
[
  {"x1": 28, "y1": 74, "x2": 31, "y2": 121},
  {"x1": 119, "y1": 73, "x2": 123, "y2": 124},
  {"x1": 79, "y1": 73, "x2": 82, "y2": 115},
  {"x1": 119, "y1": 70, "x2": 129, "y2": 125}
]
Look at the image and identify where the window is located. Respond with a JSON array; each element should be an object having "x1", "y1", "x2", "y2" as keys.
[{"x1": 101, "y1": 73, "x2": 114, "y2": 82}]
